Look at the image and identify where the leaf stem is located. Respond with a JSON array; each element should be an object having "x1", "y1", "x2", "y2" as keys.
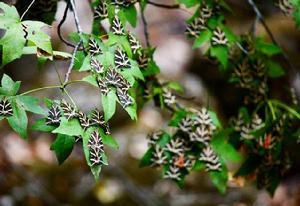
[
  {"x1": 20, "y1": 85, "x2": 62, "y2": 96},
  {"x1": 19, "y1": 80, "x2": 87, "y2": 96},
  {"x1": 267, "y1": 101, "x2": 276, "y2": 120}
]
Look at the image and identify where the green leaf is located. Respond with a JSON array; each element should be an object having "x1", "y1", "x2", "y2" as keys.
[
  {"x1": 129, "y1": 60, "x2": 145, "y2": 80},
  {"x1": 157, "y1": 133, "x2": 171, "y2": 147},
  {"x1": 22, "y1": 21, "x2": 53, "y2": 55},
  {"x1": 235, "y1": 155, "x2": 260, "y2": 177},
  {"x1": 79, "y1": 55, "x2": 92, "y2": 72},
  {"x1": 125, "y1": 104, "x2": 137, "y2": 120},
  {"x1": 82, "y1": 75, "x2": 98, "y2": 87},
  {"x1": 0, "y1": 74, "x2": 20, "y2": 95},
  {"x1": 7, "y1": 100, "x2": 28, "y2": 139},
  {"x1": 101, "y1": 130, "x2": 119, "y2": 149},
  {"x1": 139, "y1": 147, "x2": 154, "y2": 167},
  {"x1": 169, "y1": 109, "x2": 187, "y2": 127},
  {"x1": 211, "y1": 129, "x2": 241, "y2": 163},
  {"x1": 265, "y1": 60, "x2": 285, "y2": 78},
  {"x1": 177, "y1": 0, "x2": 199, "y2": 8},
  {"x1": 0, "y1": 3, "x2": 25, "y2": 67},
  {"x1": 210, "y1": 45, "x2": 228, "y2": 69},
  {"x1": 192, "y1": 160, "x2": 205, "y2": 171},
  {"x1": 32, "y1": 118, "x2": 56, "y2": 132},
  {"x1": 123, "y1": 4, "x2": 137, "y2": 27},
  {"x1": 255, "y1": 38, "x2": 281, "y2": 56},
  {"x1": 192, "y1": 29, "x2": 212, "y2": 49},
  {"x1": 82, "y1": 128, "x2": 102, "y2": 181},
  {"x1": 52, "y1": 118, "x2": 83, "y2": 136},
  {"x1": 102, "y1": 90, "x2": 117, "y2": 121},
  {"x1": 166, "y1": 81, "x2": 184, "y2": 92},
  {"x1": 50, "y1": 134, "x2": 75, "y2": 165},
  {"x1": 143, "y1": 60, "x2": 160, "y2": 77},
  {"x1": 119, "y1": 36, "x2": 133, "y2": 58},
  {"x1": 209, "y1": 167, "x2": 228, "y2": 194},
  {"x1": 292, "y1": 4, "x2": 300, "y2": 27},
  {"x1": 208, "y1": 110, "x2": 222, "y2": 129},
  {"x1": 17, "y1": 95, "x2": 46, "y2": 115},
  {"x1": 73, "y1": 51, "x2": 85, "y2": 70}
]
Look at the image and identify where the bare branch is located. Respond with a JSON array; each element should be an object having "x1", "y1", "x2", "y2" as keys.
[
  {"x1": 247, "y1": 0, "x2": 297, "y2": 74},
  {"x1": 57, "y1": 1, "x2": 76, "y2": 48},
  {"x1": 147, "y1": 1, "x2": 180, "y2": 9},
  {"x1": 64, "y1": 0, "x2": 85, "y2": 85},
  {"x1": 140, "y1": 5, "x2": 150, "y2": 47}
]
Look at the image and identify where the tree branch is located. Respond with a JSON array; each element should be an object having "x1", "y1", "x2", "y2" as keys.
[
  {"x1": 57, "y1": 1, "x2": 76, "y2": 48},
  {"x1": 247, "y1": 0, "x2": 297, "y2": 74},
  {"x1": 64, "y1": 0, "x2": 85, "y2": 85},
  {"x1": 140, "y1": 5, "x2": 150, "y2": 47},
  {"x1": 147, "y1": 1, "x2": 180, "y2": 9}
]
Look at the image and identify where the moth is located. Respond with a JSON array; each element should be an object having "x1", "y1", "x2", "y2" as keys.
[
  {"x1": 178, "y1": 117, "x2": 193, "y2": 133},
  {"x1": 194, "y1": 108, "x2": 215, "y2": 130},
  {"x1": 78, "y1": 111, "x2": 90, "y2": 129},
  {"x1": 147, "y1": 130, "x2": 163, "y2": 147},
  {"x1": 189, "y1": 125, "x2": 211, "y2": 146},
  {"x1": 0, "y1": 98, "x2": 13, "y2": 117},
  {"x1": 117, "y1": 75, "x2": 131, "y2": 92},
  {"x1": 163, "y1": 165, "x2": 181, "y2": 181},
  {"x1": 185, "y1": 17, "x2": 206, "y2": 38},
  {"x1": 88, "y1": 131, "x2": 105, "y2": 166},
  {"x1": 277, "y1": 0, "x2": 294, "y2": 16},
  {"x1": 60, "y1": 99, "x2": 77, "y2": 120},
  {"x1": 137, "y1": 51, "x2": 149, "y2": 69},
  {"x1": 128, "y1": 33, "x2": 142, "y2": 55},
  {"x1": 211, "y1": 27, "x2": 228, "y2": 46},
  {"x1": 200, "y1": 4, "x2": 213, "y2": 19},
  {"x1": 89, "y1": 38, "x2": 102, "y2": 56},
  {"x1": 90, "y1": 109, "x2": 105, "y2": 126},
  {"x1": 116, "y1": 88, "x2": 133, "y2": 108},
  {"x1": 114, "y1": 48, "x2": 131, "y2": 69},
  {"x1": 150, "y1": 145, "x2": 168, "y2": 167},
  {"x1": 105, "y1": 67, "x2": 122, "y2": 87},
  {"x1": 46, "y1": 105, "x2": 61, "y2": 125},
  {"x1": 94, "y1": 1, "x2": 108, "y2": 19},
  {"x1": 199, "y1": 146, "x2": 222, "y2": 171},
  {"x1": 162, "y1": 89, "x2": 176, "y2": 106},
  {"x1": 165, "y1": 138, "x2": 184, "y2": 155},
  {"x1": 96, "y1": 77, "x2": 110, "y2": 96},
  {"x1": 111, "y1": 16, "x2": 125, "y2": 35},
  {"x1": 90, "y1": 57, "x2": 105, "y2": 74}
]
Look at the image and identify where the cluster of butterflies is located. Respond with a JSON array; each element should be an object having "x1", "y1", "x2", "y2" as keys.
[
  {"x1": 88, "y1": 35, "x2": 136, "y2": 108},
  {"x1": 230, "y1": 36, "x2": 269, "y2": 105},
  {"x1": 146, "y1": 108, "x2": 222, "y2": 182},
  {"x1": 94, "y1": 0, "x2": 137, "y2": 19},
  {"x1": 46, "y1": 100, "x2": 110, "y2": 166},
  {"x1": 46, "y1": 99, "x2": 110, "y2": 133},
  {"x1": 185, "y1": 2, "x2": 228, "y2": 46},
  {"x1": 0, "y1": 98, "x2": 13, "y2": 117},
  {"x1": 93, "y1": 0, "x2": 150, "y2": 68},
  {"x1": 231, "y1": 109, "x2": 294, "y2": 190}
]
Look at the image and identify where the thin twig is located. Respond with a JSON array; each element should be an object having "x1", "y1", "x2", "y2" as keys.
[
  {"x1": 247, "y1": 0, "x2": 297, "y2": 74},
  {"x1": 64, "y1": 0, "x2": 85, "y2": 85},
  {"x1": 64, "y1": 40, "x2": 82, "y2": 85},
  {"x1": 140, "y1": 5, "x2": 150, "y2": 47},
  {"x1": 58, "y1": 1, "x2": 76, "y2": 48},
  {"x1": 69, "y1": 0, "x2": 83, "y2": 34},
  {"x1": 147, "y1": 1, "x2": 180, "y2": 9},
  {"x1": 20, "y1": 0, "x2": 36, "y2": 20}
]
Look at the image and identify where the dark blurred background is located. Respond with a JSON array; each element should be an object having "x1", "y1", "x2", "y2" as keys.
[{"x1": 0, "y1": 0, "x2": 300, "y2": 205}]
